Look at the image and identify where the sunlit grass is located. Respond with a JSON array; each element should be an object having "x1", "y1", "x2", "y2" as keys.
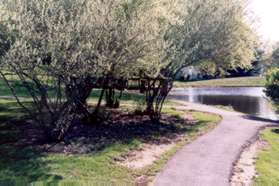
[
  {"x1": 174, "y1": 76, "x2": 265, "y2": 88},
  {"x1": 0, "y1": 143, "x2": 140, "y2": 185},
  {"x1": 0, "y1": 75, "x2": 221, "y2": 185},
  {"x1": 0, "y1": 97, "x2": 221, "y2": 185},
  {"x1": 254, "y1": 128, "x2": 279, "y2": 185}
]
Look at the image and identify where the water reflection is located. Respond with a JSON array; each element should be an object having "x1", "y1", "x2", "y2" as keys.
[{"x1": 170, "y1": 87, "x2": 279, "y2": 121}]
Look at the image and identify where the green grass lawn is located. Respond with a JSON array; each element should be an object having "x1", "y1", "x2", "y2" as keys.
[
  {"x1": 255, "y1": 128, "x2": 279, "y2": 185},
  {"x1": 174, "y1": 76, "x2": 265, "y2": 88},
  {"x1": 0, "y1": 78, "x2": 28, "y2": 97},
  {"x1": 0, "y1": 98, "x2": 221, "y2": 185},
  {"x1": 0, "y1": 78, "x2": 144, "y2": 103},
  {"x1": 0, "y1": 76, "x2": 221, "y2": 185}
]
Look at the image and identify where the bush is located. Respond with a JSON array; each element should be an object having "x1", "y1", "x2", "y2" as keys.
[{"x1": 265, "y1": 68, "x2": 279, "y2": 102}]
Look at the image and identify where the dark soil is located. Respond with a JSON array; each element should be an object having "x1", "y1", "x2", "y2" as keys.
[{"x1": 1, "y1": 108, "x2": 195, "y2": 155}]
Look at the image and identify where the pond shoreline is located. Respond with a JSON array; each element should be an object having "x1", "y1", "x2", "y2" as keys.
[
  {"x1": 174, "y1": 77, "x2": 266, "y2": 88},
  {"x1": 169, "y1": 87, "x2": 279, "y2": 121}
]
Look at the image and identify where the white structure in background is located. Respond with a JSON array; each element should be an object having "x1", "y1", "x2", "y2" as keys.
[{"x1": 176, "y1": 66, "x2": 202, "y2": 81}]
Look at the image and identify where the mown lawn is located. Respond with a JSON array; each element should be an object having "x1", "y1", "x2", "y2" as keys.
[
  {"x1": 0, "y1": 78, "x2": 144, "y2": 103},
  {"x1": 0, "y1": 97, "x2": 221, "y2": 185},
  {"x1": 0, "y1": 76, "x2": 221, "y2": 185},
  {"x1": 174, "y1": 76, "x2": 265, "y2": 88},
  {"x1": 254, "y1": 128, "x2": 279, "y2": 185}
]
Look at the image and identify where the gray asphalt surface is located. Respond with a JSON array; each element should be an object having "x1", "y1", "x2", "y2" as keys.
[{"x1": 154, "y1": 102, "x2": 275, "y2": 186}]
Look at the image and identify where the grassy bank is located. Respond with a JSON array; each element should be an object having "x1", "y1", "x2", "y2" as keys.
[
  {"x1": 255, "y1": 128, "x2": 279, "y2": 185},
  {"x1": 174, "y1": 76, "x2": 265, "y2": 88},
  {"x1": 0, "y1": 97, "x2": 221, "y2": 185}
]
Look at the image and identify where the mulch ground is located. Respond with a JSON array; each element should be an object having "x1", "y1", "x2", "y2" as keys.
[{"x1": 0, "y1": 109, "x2": 196, "y2": 155}]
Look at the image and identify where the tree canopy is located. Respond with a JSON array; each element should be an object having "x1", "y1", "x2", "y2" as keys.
[
  {"x1": 164, "y1": 0, "x2": 258, "y2": 78},
  {"x1": 0, "y1": 0, "x2": 259, "y2": 141}
]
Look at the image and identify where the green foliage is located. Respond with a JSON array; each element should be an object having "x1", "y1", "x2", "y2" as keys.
[
  {"x1": 198, "y1": 60, "x2": 220, "y2": 78},
  {"x1": 0, "y1": 0, "x2": 169, "y2": 140},
  {"x1": 0, "y1": 0, "x2": 259, "y2": 140},
  {"x1": 265, "y1": 68, "x2": 279, "y2": 101},
  {"x1": 165, "y1": 0, "x2": 258, "y2": 77}
]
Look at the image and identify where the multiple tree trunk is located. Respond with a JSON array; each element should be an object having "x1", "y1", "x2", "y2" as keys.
[{"x1": 55, "y1": 75, "x2": 173, "y2": 141}]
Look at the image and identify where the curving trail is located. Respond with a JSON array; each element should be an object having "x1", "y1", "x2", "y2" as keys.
[{"x1": 154, "y1": 101, "x2": 277, "y2": 186}]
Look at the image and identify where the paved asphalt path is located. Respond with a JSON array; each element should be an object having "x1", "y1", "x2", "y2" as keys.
[{"x1": 154, "y1": 101, "x2": 276, "y2": 186}]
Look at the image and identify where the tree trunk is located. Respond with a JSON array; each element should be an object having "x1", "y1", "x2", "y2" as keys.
[
  {"x1": 105, "y1": 88, "x2": 120, "y2": 108},
  {"x1": 94, "y1": 87, "x2": 105, "y2": 114},
  {"x1": 49, "y1": 78, "x2": 94, "y2": 141},
  {"x1": 144, "y1": 78, "x2": 173, "y2": 122}
]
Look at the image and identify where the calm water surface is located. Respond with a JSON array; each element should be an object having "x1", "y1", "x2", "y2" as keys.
[{"x1": 170, "y1": 87, "x2": 279, "y2": 121}]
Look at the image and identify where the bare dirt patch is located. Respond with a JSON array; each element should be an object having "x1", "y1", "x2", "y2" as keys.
[
  {"x1": 118, "y1": 136, "x2": 181, "y2": 169},
  {"x1": 116, "y1": 112, "x2": 196, "y2": 169},
  {"x1": 231, "y1": 139, "x2": 269, "y2": 186}
]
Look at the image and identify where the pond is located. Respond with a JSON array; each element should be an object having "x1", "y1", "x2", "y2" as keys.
[{"x1": 170, "y1": 87, "x2": 279, "y2": 121}]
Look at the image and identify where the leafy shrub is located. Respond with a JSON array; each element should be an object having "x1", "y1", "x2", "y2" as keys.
[{"x1": 265, "y1": 68, "x2": 279, "y2": 102}]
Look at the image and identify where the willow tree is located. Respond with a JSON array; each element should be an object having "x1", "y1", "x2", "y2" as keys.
[
  {"x1": 0, "y1": 0, "x2": 259, "y2": 137},
  {"x1": 0, "y1": 0, "x2": 167, "y2": 141},
  {"x1": 140, "y1": 0, "x2": 258, "y2": 119},
  {"x1": 164, "y1": 0, "x2": 258, "y2": 78},
  {"x1": 90, "y1": 0, "x2": 180, "y2": 120}
]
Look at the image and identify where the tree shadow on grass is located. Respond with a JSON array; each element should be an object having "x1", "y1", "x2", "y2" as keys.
[
  {"x1": 0, "y1": 144, "x2": 63, "y2": 184},
  {"x1": 53, "y1": 109, "x2": 200, "y2": 154},
  {"x1": 0, "y1": 100, "x2": 30, "y2": 129},
  {"x1": 0, "y1": 100, "x2": 63, "y2": 185},
  {"x1": 0, "y1": 100, "x2": 203, "y2": 185}
]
